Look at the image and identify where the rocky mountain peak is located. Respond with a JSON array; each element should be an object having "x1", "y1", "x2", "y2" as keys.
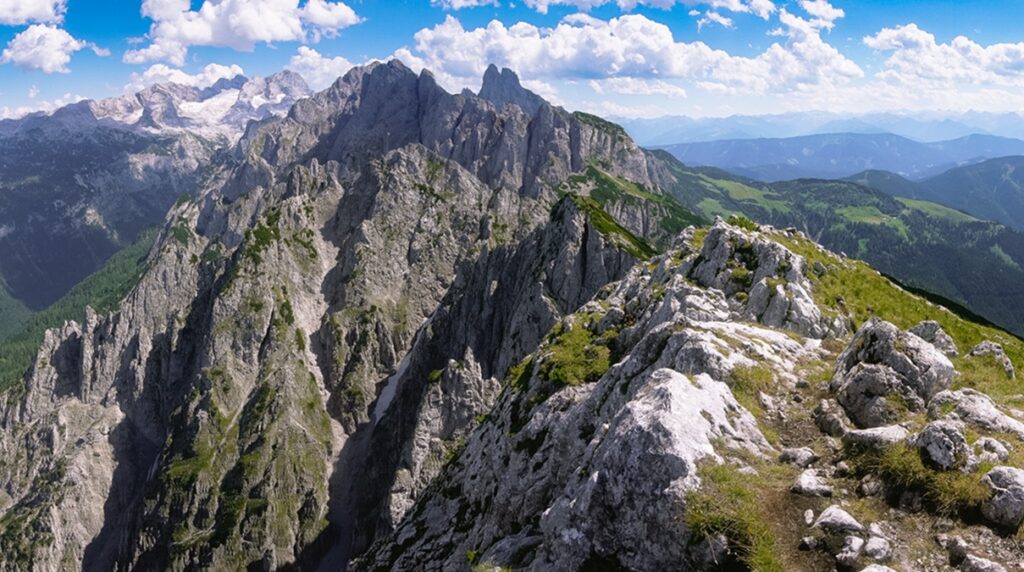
[
  {"x1": 3, "y1": 58, "x2": 1024, "y2": 572},
  {"x1": 478, "y1": 63, "x2": 546, "y2": 115},
  {"x1": 198, "y1": 74, "x2": 249, "y2": 99}
]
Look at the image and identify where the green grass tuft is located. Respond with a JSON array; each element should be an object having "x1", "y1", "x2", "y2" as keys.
[
  {"x1": 686, "y1": 462, "x2": 784, "y2": 572},
  {"x1": 539, "y1": 320, "x2": 611, "y2": 386}
]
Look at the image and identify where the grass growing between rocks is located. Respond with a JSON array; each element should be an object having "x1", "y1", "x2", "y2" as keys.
[
  {"x1": 565, "y1": 164, "x2": 705, "y2": 236},
  {"x1": 566, "y1": 195, "x2": 658, "y2": 260},
  {"x1": 772, "y1": 231, "x2": 1024, "y2": 402},
  {"x1": 727, "y1": 364, "x2": 780, "y2": 445},
  {"x1": 686, "y1": 462, "x2": 784, "y2": 572},
  {"x1": 846, "y1": 443, "x2": 990, "y2": 518},
  {"x1": 539, "y1": 319, "x2": 611, "y2": 387}
]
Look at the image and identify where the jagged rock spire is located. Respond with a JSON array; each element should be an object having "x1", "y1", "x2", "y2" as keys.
[{"x1": 478, "y1": 63, "x2": 546, "y2": 115}]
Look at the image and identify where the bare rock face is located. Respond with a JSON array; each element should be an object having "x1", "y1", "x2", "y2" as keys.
[
  {"x1": 478, "y1": 64, "x2": 546, "y2": 116},
  {"x1": 0, "y1": 61, "x2": 703, "y2": 571},
  {"x1": 813, "y1": 505, "x2": 865, "y2": 534},
  {"x1": 981, "y1": 466, "x2": 1024, "y2": 528},
  {"x1": 355, "y1": 224, "x2": 845, "y2": 571},
  {"x1": 792, "y1": 469, "x2": 833, "y2": 497},
  {"x1": 910, "y1": 320, "x2": 959, "y2": 357},
  {"x1": 831, "y1": 319, "x2": 954, "y2": 427},
  {"x1": 685, "y1": 219, "x2": 837, "y2": 338},
  {"x1": 928, "y1": 389, "x2": 1024, "y2": 440},
  {"x1": 842, "y1": 425, "x2": 911, "y2": 451},
  {"x1": 912, "y1": 419, "x2": 973, "y2": 471}
]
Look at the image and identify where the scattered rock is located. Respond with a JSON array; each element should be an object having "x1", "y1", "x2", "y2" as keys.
[
  {"x1": 858, "y1": 475, "x2": 884, "y2": 497},
  {"x1": 943, "y1": 535, "x2": 970, "y2": 563},
  {"x1": 975, "y1": 437, "x2": 1011, "y2": 463},
  {"x1": 813, "y1": 505, "x2": 865, "y2": 534},
  {"x1": 859, "y1": 566, "x2": 898, "y2": 572},
  {"x1": 799, "y1": 536, "x2": 821, "y2": 551},
  {"x1": 780, "y1": 447, "x2": 819, "y2": 468},
  {"x1": 834, "y1": 461, "x2": 852, "y2": 477},
  {"x1": 815, "y1": 398, "x2": 851, "y2": 436},
  {"x1": 842, "y1": 425, "x2": 910, "y2": 451},
  {"x1": 929, "y1": 389, "x2": 1024, "y2": 440},
  {"x1": 981, "y1": 466, "x2": 1024, "y2": 528},
  {"x1": 864, "y1": 535, "x2": 891, "y2": 561},
  {"x1": 912, "y1": 419, "x2": 972, "y2": 471},
  {"x1": 961, "y1": 555, "x2": 1009, "y2": 572},
  {"x1": 910, "y1": 320, "x2": 959, "y2": 357},
  {"x1": 792, "y1": 469, "x2": 833, "y2": 497},
  {"x1": 836, "y1": 535, "x2": 865, "y2": 568},
  {"x1": 804, "y1": 509, "x2": 815, "y2": 525},
  {"x1": 970, "y1": 341, "x2": 1015, "y2": 379}
]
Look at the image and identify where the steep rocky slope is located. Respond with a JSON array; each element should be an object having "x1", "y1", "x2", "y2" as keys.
[
  {"x1": 361, "y1": 219, "x2": 1024, "y2": 572},
  {"x1": 0, "y1": 62, "x2": 693, "y2": 570},
  {"x1": 1, "y1": 61, "x2": 1023, "y2": 572}
]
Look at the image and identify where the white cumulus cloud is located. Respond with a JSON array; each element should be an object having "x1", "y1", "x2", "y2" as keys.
[
  {"x1": 865, "y1": 23, "x2": 1024, "y2": 88},
  {"x1": 0, "y1": 0, "x2": 66, "y2": 25},
  {"x1": 524, "y1": 0, "x2": 775, "y2": 19},
  {"x1": 697, "y1": 11, "x2": 733, "y2": 31},
  {"x1": 125, "y1": 0, "x2": 363, "y2": 66},
  {"x1": 394, "y1": 12, "x2": 860, "y2": 96},
  {"x1": 589, "y1": 77, "x2": 687, "y2": 97},
  {"x1": 124, "y1": 62, "x2": 246, "y2": 93},
  {"x1": 1, "y1": 25, "x2": 108, "y2": 73},
  {"x1": 431, "y1": 0, "x2": 499, "y2": 9},
  {"x1": 286, "y1": 46, "x2": 354, "y2": 90}
]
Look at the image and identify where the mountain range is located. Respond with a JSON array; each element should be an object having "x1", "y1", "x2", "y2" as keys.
[
  {"x1": 847, "y1": 157, "x2": 1024, "y2": 231},
  {"x1": 0, "y1": 62, "x2": 1023, "y2": 571},
  {"x1": 618, "y1": 111, "x2": 1024, "y2": 146},
  {"x1": 656, "y1": 132, "x2": 1024, "y2": 181},
  {"x1": 0, "y1": 71, "x2": 311, "y2": 336}
]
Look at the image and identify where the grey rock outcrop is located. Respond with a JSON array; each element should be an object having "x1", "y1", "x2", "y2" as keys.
[
  {"x1": 780, "y1": 446, "x2": 819, "y2": 467},
  {"x1": 975, "y1": 437, "x2": 1011, "y2": 463},
  {"x1": 981, "y1": 466, "x2": 1024, "y2": 528},
  {"x1": 813, "y1": 505, "x2": 865, "y2": 534},
  {"x1": 831, "y1": 319, "x2": 954, "y2": 427},
  {"x1": 685, "y1": 219, "x2": 836, "y2": 338},
  {"x1": 792, "y1": 469, "x2": 832, "y2": 496},
  {"x1": 970, "y1": 341, "x2": 1015, "y2": 379},
  {"x1": 354, "y1": 222, "x2": 851, "y2": 570},
  {"x1": 842, "y1": 425, "x2": 911, "y2": 451},
  {"x1": 961, "y1": 555, "x2": 1009, "y2": 572},
  {"x1": 928, "y1": 389, "x2": 1024, "y2": 439},
  {"x1": 912, "y1": 419, "x2": 972, "y2": 471},
  {"x1": 910, "y1": 320, "x2": 959, "y2": 357}
]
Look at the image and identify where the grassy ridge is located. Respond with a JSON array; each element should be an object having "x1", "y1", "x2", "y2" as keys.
[
  {"x1": 654, "y1": 150, "x2": 1024, "y2": 336},
  {"x1": 0, "y1": 229, "x2": 156, "y2": 391},
  {"x1": 564, "y1": 163, "x2": 705, "y2": 240},
  {"x1": 774, "y1": 230, "x2": 1024, "y2": 404}
]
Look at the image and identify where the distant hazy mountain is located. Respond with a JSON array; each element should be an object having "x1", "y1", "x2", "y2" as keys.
[
  {"x1": 657, "y1": 132, "x2": 1024, "y2": 181},
  {"x1": 849, "y1": 156, "x2": 1024, "y2": 230},
  {"x1": 0, "y1": 72, "x2": 311, "y2": 317},
  {"x1": 616, "y1": 111, "x2": 1024, "y2": 146}
]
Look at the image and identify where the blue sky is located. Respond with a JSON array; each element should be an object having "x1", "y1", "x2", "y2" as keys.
[{"x1": 3, "y1": 0, "x2": 1024, "y2": 119}]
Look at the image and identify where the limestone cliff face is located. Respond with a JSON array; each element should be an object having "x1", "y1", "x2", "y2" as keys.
[
  {"x1": 0, "y1": 62, "x2": 684, "y2": 570},
  {"x1": 355, "y1": 219, "x2": 830, "y2": 571},
  {"x1": 5, "y1": 60, "x2": 1024, "y2": 572}
]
